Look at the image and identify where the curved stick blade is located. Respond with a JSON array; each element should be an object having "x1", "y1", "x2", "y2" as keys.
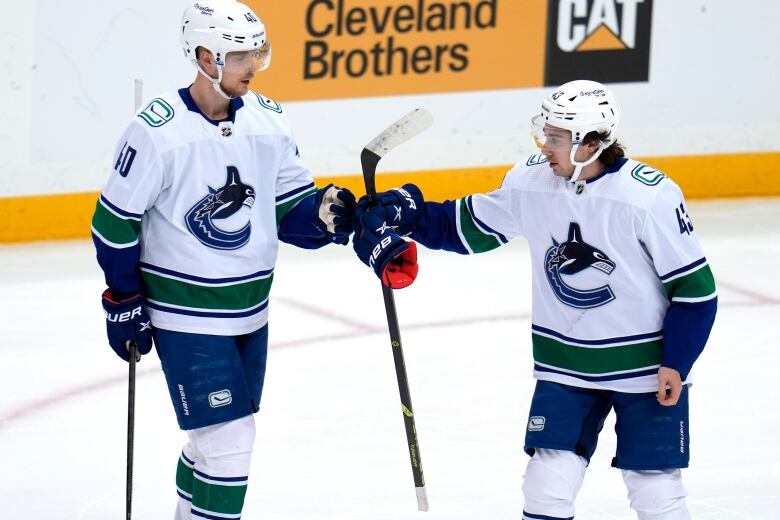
[{"x1": 364, "y1": 108, "x2": 434, "y2": 159}]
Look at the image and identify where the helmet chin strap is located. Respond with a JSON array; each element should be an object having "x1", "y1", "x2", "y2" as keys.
[
  {"x1": 567, "y1": 142, "x2": 607, "y2": 183},
  {"x1": 195, "y1": 62, "x2": 235, "y2": 100}
]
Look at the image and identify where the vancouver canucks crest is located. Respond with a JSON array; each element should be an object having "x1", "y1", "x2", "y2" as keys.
[
  {"x1": 185, "y1": 166, "x2": 256, "y2": 250},
  {"x1": 545, "y1": 223, "x2": 616, "y2": 309}
]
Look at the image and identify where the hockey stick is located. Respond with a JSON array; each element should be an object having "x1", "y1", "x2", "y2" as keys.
[
  {"x1": 126, "y1": 341, "x2": 139, "y2": 520},
  {"x1": 360, "y1": 108, "x2": 434, "y2": 512},
  {"x1": 126, "y1": 79, "x2": 143, "y2": 520}
]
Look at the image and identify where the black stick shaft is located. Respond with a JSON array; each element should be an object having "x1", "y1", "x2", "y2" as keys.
[
  {"x1": 127, "y1": 342, "x2": 137, "y2": 520},
  {"x1": 361, "y1": 149, "x2": 427, "y2": 505},
  {"x1": 380, "y1": 284, "x2": 425, "y2": 488}
]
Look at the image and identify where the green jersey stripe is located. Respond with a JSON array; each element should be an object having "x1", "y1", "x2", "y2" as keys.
[
  {"x1": 91, "y1": 200, "x2": 141, "y2": 245},
  {"x1": 458, "y1": 197, "x2": 502, "y2": 254},
  {"x1": 275, "y1": 187, "x2": 316, "y2": 225},
  {"x1": 663, "y1": 264, "x2": 716, "y2": 299},
  {"x1": 141, "y1": 271, "x2": 274, "y2": 310},
  {"x1": 191, "y1": 479, "x2": 247, "y2": 516},
  {"x1": 532, "y1": 333, "x2": 663, "y2": 374}
]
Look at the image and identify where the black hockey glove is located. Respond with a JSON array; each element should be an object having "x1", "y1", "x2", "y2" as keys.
[
  {"x1": 313, "y1": 184, "x2": 356, "y2": 245},
  {"x1": 101, "y1": 289, "x2": 153, "y2": 362}
]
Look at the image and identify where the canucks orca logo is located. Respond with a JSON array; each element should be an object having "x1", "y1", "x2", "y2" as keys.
[
  {"x1": 185, "y1": 166, "x2": 256, "y2": 250},
  {"x1": 545, "y1": 223, "x2": 616, "y2": 309}
]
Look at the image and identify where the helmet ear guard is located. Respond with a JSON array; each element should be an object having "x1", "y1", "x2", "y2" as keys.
[{"x1": 531, "y1": 80, "x2": 620, "y2": 182}]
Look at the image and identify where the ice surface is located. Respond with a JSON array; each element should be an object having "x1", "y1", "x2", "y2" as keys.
[{"x1": 1, "y1": 199, "x2": 779, "y2": 519}]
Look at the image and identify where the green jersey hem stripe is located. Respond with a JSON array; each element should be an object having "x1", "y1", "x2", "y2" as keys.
[
  {"x1": 458, "y1": 197, "x2": 502, "y2": 254},
  {"x1": 142, "y1": 271, "x2": 273, "y2": 310},
  {"x1": 532, "y1": 334, "x2": 663, "y2": 374},
  {"x1": 91, "y1": 201, "x2": 141, "y2": 245}
]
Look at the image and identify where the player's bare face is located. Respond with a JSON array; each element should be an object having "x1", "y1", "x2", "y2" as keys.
[
  {"x1": 221, "y1": 68, "x2": 254, "y2": 97},
  {"x1": 540, "y1": 126, "x2": 576, "y2": 177}
]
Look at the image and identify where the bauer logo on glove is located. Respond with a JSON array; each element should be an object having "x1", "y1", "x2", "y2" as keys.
[{"x1": 354, "y1": 211, "x2": 419, "y2": 289}]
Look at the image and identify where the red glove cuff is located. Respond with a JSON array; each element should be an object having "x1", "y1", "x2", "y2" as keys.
[{"x1": 381, "y1": 241, "x2": 419, "y2": 289}]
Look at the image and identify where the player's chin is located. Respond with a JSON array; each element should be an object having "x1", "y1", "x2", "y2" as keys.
[{"x1": 230, "y1": 82, "x2": 251, "y2": 96}]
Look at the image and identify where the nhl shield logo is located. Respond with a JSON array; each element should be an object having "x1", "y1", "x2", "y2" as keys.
[
  {"x1": 219, "y1": 122, "x2": 233, "y2": 138},
  {"x1": 184, "y1": 166, "x2": 255, "y2": 250},
  {"x1": 544, "y1": 222, "x2": 616, "y2": 309}
]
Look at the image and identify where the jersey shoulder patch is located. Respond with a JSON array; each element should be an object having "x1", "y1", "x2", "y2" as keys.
[
  {"x1": 629, "y1": 162, "x2": 667, "y2": 186},
  {"x1": 137, "y1": 97, "x2": 176, "y2": 128},
  {"x1": 525, "y1": 153, "x2": 549, "y2": 166},
  {"x1": 252, "y1": 92, "x2": 283, "y2": 113}
]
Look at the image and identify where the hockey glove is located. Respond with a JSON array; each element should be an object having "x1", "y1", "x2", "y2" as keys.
[
  {"x1": 353, "y1": 211, "x2": 418, "y2": 289},
  {"x1": 355, "y1": 183, "x2": 425, "y2": 236},
  {"x1": 101, "y1": 289, "x2": 153, "y2": 362},
  {"x1": 314, "y1": 184, "x2": 356, "y2": 245}
]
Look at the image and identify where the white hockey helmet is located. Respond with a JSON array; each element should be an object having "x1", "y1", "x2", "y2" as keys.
[
  {"x1": 531, "y1": 80, "x2": 620, "y2": 182},
  {"x1": 180, "y1": 1, "x2": 271, "y2": 97}
]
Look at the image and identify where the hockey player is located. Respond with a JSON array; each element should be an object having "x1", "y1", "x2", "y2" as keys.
[
  {"x1": 353, "y1": 80, "x2": 717, "y2": 519},
  {"x1": 91, "y1": 1, "x2": 360, "y2": 518}
]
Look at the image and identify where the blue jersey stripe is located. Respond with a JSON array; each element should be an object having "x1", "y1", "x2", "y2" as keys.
[
  {"x1": 146, "y1": 300, "x2": 268, "y2": 318},
  {"x1": 659, "y1": 257, "x2": 707, "y2": 281},
  {"x1": 276, "y1": 182, "x2": 316, "y2": 203},
  {"x1": 100, "y1": 195, "x2": 143, "y2": 220},
  {"x1": 176, "y1": 490, "x2": 192, "y2": 502},
  {"x1": 466, "y1": 196, "x2": 508, "y2": 243},
  {"x1": 534, "y1": 364, "x2": 659, "y2": 382},
  {"x1": 139, "y1": 262, "x2": 273, "y2": 284},
  {"x1": 531, "y1": 324, "x2": 663, "y2": 345}
]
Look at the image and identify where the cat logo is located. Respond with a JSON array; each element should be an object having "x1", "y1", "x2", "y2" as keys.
[{"x1": 544, "y1": 0, "x2": 654, "y2": 86}]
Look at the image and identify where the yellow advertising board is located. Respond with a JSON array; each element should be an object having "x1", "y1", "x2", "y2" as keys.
[{"x1": 249, "y1": 0, "x2": 547, "y2": 100}]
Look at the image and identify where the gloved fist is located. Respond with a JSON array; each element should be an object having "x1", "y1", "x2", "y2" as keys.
[
  {"x1": 101, "y1": 289, "x2": 153, "y2": 362},
  {"x1": 353, "y1": 211, "x2": 418, "y2": 289},
  {"x1": 355, "y1": 183, "x2": 425, "y2": 236},
  {"x1": 314, "y1": 184, "x2": 356, "y2": 245}
]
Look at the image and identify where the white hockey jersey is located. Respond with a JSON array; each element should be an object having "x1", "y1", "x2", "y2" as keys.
[
  {"x1": 450, "y1": 155, "x2": 717, "y2": 393},
  {"x1": 92, "y1": 89, "x2": 317, "y2": 335}
]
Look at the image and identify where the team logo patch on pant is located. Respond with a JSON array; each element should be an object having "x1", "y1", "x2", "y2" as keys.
[
  {"x1": 208, "y1": 389, "x2": 233, "y2": 408},
  {"x1": 528, "y1": 416, "x2": 546, "y2": 432}
]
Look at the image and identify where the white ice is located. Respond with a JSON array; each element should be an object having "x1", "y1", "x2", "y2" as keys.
[{"x1": 1, "y1": 199, "x2": 779, "y2": 519}]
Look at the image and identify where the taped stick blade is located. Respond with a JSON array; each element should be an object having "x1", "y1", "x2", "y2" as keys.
[{"x1": 364, "y1": 108, "x2": 434, "y2": 159}]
